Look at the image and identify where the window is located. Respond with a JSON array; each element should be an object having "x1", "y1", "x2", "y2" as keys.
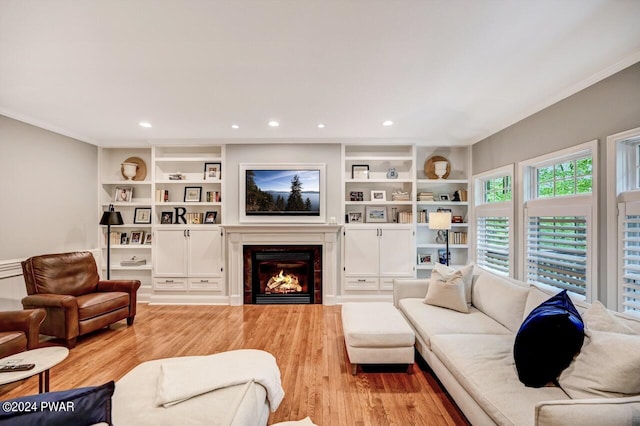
[
  {"x1": 474, "y1": 165, "x2": 514, "y2": 276},
  {"x1": 619, "y1": 201, "x2": 640, "y2": 315},
  {"x1": 521, "y1": 141, "x2": 597, "y2": 299}
]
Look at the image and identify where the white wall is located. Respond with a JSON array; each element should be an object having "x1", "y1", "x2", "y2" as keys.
[
  {"x1": 224, "y1": 143, "x2": 343, "y2": 224},
  {"x1": 0, "y1": 115, "x2": 98, "y2": 260}
]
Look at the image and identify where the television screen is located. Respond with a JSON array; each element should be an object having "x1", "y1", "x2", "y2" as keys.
[{"x1": 245, "y1": 169, "x2": 320, "y2": 216}]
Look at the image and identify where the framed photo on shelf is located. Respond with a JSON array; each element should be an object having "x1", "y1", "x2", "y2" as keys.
[
  {"x1": 348, "y1": 212, "x2": 363, "y2": 223},
  {"x1": 120, "y1": 233, "x2": 128, "y2": 245},
  {"x1": 204, "y1": 211, "x2": 217, "y2": 224},
  {"x1": 114, "y1": 186, "x2": 133, "y2": 203},
  {"x1": 417, "y1": 253, "x2": 433, "y2": 265},
  {"x1": 161, "y1": 211, "x2": 173, "y2": 224},
  {"x1": 184, "y1": 186, "x2": 202, "y2": 202},
  {"x1": 351, "y1": 164, "x2": 369, "y2": 179},
  {"x1": 371, "y1": 190, "x2": 386, "y2": 201},
  {"x1": 349, "y1": 191, "x2": 364, "y2": 201},
  {"x1": 129, "y1": 230, "x2": 145, "y2": 245},
  {"x1": 204, "y1": 162, "x2": 221, "y2": 180},
  {"x1": 439, "y1": 193, "x2": 450, "y2": 201},
  {"x1": 143, "y1": 233, "x2": 152, "y2": 245},
  {"x1": 365, "y1": 206, "x2": 387, "y2": 223},
  {"x1": 133, "y1": 207, "x2": 152, "y2": 224}
]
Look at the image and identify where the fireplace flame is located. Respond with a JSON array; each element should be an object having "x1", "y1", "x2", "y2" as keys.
[{"x1": 266, "y1": 270, "x2": 302, "y2": 293}]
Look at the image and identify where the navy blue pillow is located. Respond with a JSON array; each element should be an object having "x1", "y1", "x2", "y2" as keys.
[
  {"x1": 514, "y1": 290, "x2": 584, "y2": 387},
  {"x1": 0, "y1": 381, "x2": 114, "y2": 425}
]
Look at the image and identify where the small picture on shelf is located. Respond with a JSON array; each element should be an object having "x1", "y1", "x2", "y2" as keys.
[
  {"x1": 130, "y1": 231, "x2": 145, "y2": 245},
  {"x1": 114, "y1": 186, "x2": 133, "y2": 203},
  {"x1": 351, "y1": 165, "x2": 369, "y2": 179},
  {"x1": 439, "y1": 193, "x2": 450, "y2": 201},
  {"x1": 438, "y1": 248, "x2": 450, "y2": 265},
  {"x1": 120, "y1": 233, "x2": 128, "y2": 245},
  {"x1": 204, "y1": 162, "x2": 221, "y2": 180},
  {"x1": 348, "y1": 212, "x2": 363, "y2": 223},
  {"x1": 143, "y1": 233, "x2": 152, "y2": 245},
  {"x1": 417, "y1": 253, "x2": 433, "y2": 265},
  {"x1": 133, "y1": 207, "x2": 152, "y2": 224},
  {"x1": 161, "y1": 211, "x2": 173, "y2": 224},
  {"x1": 371, "y1": 190, "x2": 386, "y2": 201},
  {"x1": 365, "y1": 206, "x2": 387, "y2": 223},
  {"x1": 184, "y1": 186, "x2": 202, "y2": 202},
  {"x1": 349, "y1": 191, "x2": 364, "y2": 201},
  {"x1": 204, "y1": 211, "x2": 217, "y2": 224}
]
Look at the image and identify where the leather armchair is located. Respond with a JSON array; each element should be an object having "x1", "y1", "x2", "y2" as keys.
[
  {"x1": 0, "y1": 309, "x2": 46, "y2": 358},
  {"x1": 21, "y1": 251, "x2": 141, "y2": 348}
]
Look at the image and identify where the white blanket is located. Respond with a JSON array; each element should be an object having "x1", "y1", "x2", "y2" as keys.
[{"x1": 155, "y1": 349, "x2": 285, "y2": 412}]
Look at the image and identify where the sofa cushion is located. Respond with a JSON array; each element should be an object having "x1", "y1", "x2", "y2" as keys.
[
  {"x1": 558, "y1": 330, "x2": 640, "y2": 399},
  {"x1": 342, "y1": 303, "x2": 415, "y2": 348},
  {"x1": 76, "y1": 292, "x2": 129, "y2": 321},
  {"x1": 431, "y1": 334, "x2": 569, "y2": 426},
  {"x1": 398, "y1": 298, "x2": 510, "y2": 349},
  {"x1": 514, "y1": 290, "x2": 584, "y2": 387},
  {"x1": 0, "y1": 381, "x2": 114, "y2": 425},
  {"x1": 471, "y1": 270, "x2": 529, "y2": 332},
  {"x1": 431, "y1": 263, "x2": 474, "y2": 306},
  {"x1": 424, "y1": 270, "x2": 468, "y2": 313},
  {"x1": 582, "y1": 301, "x2": 636, "y2": 335}
]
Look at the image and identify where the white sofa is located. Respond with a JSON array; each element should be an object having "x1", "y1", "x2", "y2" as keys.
[{"x1": 393, "y1": 267, "x2": 640, "y2": 426}]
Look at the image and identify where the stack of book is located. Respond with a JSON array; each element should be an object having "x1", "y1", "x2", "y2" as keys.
[
  {"x1": 397, "y1": 211, "x2": 413, "y2": 224},
  {"x1": 186, "y1": 212, "x2": 204, "y2": 224},
  {"x1": 168, "y1": 173, "x2": 185, "y2": 180},
  {"x1": 155, "y1": 189, "x2": 170, "y2": 202},
  {"x1": 417, "y1": 210, "x2": 428, "y2": 223},
  {"x1": 448, "y1": 231, "x2": 468, "y2": 244},
  {"x1": 120, "y1": 257, "x2": 147, "y2": 267},
  {"x1": 391, "y1": 190, "x2": 411, "y2": 201},
  {"x1": 418, "y1": 192, "x2": 434, "y2": 202}
]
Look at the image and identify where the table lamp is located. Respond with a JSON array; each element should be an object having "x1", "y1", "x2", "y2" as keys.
[
  {"x1": 429, "y1": 211, "x2": 452, "y2": 266},
  {"x1": 99, "y1": 204, "x2": 124, "y2": 279}
]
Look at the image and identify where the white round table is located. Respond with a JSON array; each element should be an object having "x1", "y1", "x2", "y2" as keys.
[{"x1": 0, "y1": 347, "x2": 69, "y2": 393}]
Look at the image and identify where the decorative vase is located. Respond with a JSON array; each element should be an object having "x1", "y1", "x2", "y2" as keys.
[
  {"x1": 434, "y1": 161, "x2": 448, "y2": 180},
  {"x1": 122, "y1": 162, "x2": 138, "y2": 180}
]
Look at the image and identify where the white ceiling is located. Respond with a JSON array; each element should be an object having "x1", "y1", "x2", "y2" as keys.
[{"x1": 1, "y1": 0, "x2": 639, "y2": 147}]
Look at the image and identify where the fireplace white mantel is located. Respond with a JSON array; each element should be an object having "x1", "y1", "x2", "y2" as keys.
[{"x1": 224, "y1": 225, "x2": 342, "y2": 306}]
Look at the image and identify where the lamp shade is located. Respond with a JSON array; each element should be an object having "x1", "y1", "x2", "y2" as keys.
[
  {"x1": 100, "y1": 205, "x2": 124, "y2": 226},
  {"x1": 428, "y1": 212, "x2": 452, "y2": 230}
]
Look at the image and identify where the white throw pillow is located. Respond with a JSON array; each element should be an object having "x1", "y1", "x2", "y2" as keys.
[
  {"x1": 424, "y1": 270, "x2": 469, "y2": 313},
  {"x1": 559, "y1": 330, "x2": 640, "y2": 398},
  {"x1": 432, "y1": 263, "x2": 474, "y2": 306},
  {"x1": 583, "y1": 301, "x2": 636, "y2": 336}
]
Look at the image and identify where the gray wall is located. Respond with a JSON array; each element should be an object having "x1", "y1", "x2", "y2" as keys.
[
  {"x1": 472, "y1": 61, "x2": 640, "y2": 304},
  {"x1": 0, "y1": 115, "x2": 98, "y2": 260}
]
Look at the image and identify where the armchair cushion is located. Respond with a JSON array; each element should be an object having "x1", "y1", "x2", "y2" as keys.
[
  {"x1": 77, "y1": 293, "x2": 129, "y2": 321},
  {"x1": 22, "y1": 252, "x2": 100, "y2": 296}
]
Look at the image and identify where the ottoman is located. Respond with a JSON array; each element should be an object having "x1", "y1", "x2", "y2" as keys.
[{"x1": 341, "y1": 302, "x2": 415, "y2": 375}]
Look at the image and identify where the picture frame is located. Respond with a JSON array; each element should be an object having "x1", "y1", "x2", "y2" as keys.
[
  {"x1": 417, "y1": 253, "x2": 433, "y2": 265},
  {"x1": 204, "y1": 211, "x2": 217, "y2": 224},
  {"x1": 133, "y1": 207, "x2": 152, "y2": 224},
  {"x1": 348, "y1": 211, "x2": 363, "y2": 223},
  {"x1": 351, "y1": 164, "x2": 369, "y2": 179},
  {"x1": 204, "y1": 162, "x2": 221, "y2": 180},
  {"x1": 129, "y1": 230, "x2": 145, "y2": 245},
  {"x1": 161, "y1": 211, "x2": 173, "y2": 224},
  {"x1": 439, "y1": 193, "x2": 450, "y2": 201},
  {"x1": 143, "y1": 233, "x2": 152, "y2": 245},
  {"x1": 114, "y1": 186, "x2": 133, "y2": 203},
  {"x1": 350, "y1": 191, "x2": 364, "y2": 202},
  {"x1": 365, "y1": 206, "x2": 387, "y2": 223},
  {"x1": 371, "y1": 190, "x2": 386, "y2": 201},
  {"x1": 184, "y1": 186, "x2": 202, "y2": 202},
  {"x1": 120, "y1": 233, "x2": 128, "y2": 245}
]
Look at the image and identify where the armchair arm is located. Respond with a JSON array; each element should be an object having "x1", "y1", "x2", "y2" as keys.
[
  {"x1": 535, "y1": 396, "x2": 640, "y2": 426},
  {"x1": 96, "y1": 280, "x2": 141, "y2": 294},
  {"x1": 0, "y1": 309, "x2": 46, "y2": 349},
  {"x1": 22, "y1": 294, "x2": 77, "y2": 310},
  {"x1": 393, "y1": 279, "x2": 429, "y2": 308}
]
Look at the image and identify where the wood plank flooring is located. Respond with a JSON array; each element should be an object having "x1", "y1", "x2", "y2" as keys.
[{"x1": 0, "y1": 304, "x2": 469, "y2": 425}]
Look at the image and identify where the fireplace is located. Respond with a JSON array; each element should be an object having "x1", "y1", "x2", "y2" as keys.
[{"x1": 243, "y1": 245, "x2": 322, "y2": 304}]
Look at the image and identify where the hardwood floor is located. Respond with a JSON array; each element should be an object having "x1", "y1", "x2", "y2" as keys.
[{"x1": 0, "y1": 304, "x2": 469, "y2": 425}]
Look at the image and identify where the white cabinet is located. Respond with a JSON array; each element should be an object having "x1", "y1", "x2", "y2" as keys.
[
  {"x1": 154, "y1": 226, "x2": 224, "y2": 292},
  {"x1": 343, "y1": 225, "x2": 414, "y2": 291}
]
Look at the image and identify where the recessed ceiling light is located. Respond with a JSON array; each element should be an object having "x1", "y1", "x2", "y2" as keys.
[
  {"x1": 382, "y1": 120, "x2": 393, "y2": 127},
  {"x1": 139, "y1": 121, "x2": 152, "y2": 128},
  {"x1": 231, "y1": 124, "x2": 239, "y2": 129},
  {"x1": 317, "y1": 123, "x2": 325, "y2": 128},
  {"x1": 268, "y1": 120, "x2": 280, "y2": 127}
]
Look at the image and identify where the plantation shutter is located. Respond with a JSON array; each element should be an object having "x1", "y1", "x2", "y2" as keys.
[
  {"x1": 619, "y1": 201, "x2": 640, "y2": 315},
  {"x1": 525, "y1": 203, "x2": 591, "y2": 296},
  {"x1": 476, "y1": 216, "x2": 510, "y2": 275}
]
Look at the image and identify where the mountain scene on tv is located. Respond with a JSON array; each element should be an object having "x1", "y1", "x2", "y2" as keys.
[{"x1": 246, "y1": 169, "x2": 320, "y2": 216}]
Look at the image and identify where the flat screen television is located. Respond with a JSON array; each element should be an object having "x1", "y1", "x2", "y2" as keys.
[{"x1": 239, "y1": 164, "x2": 326, "y2": 223}]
